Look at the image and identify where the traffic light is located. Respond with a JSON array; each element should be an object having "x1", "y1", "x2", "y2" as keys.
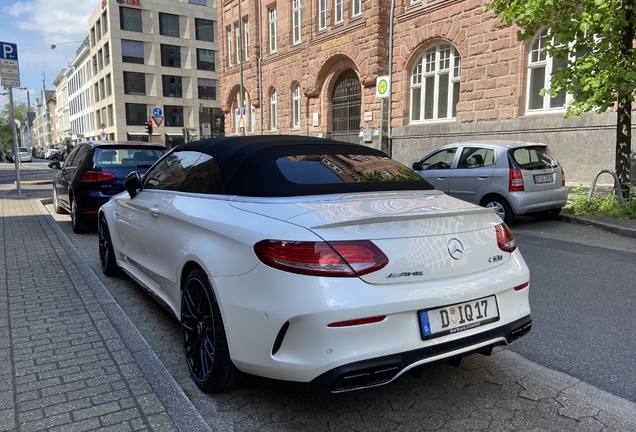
[{"x1": 145, "y1": 121, "x2": 153, "y2": 135}]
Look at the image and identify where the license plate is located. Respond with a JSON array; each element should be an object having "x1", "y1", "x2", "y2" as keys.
[
  {"x1": 418, "y1": 295, "x2": 499, "y2": 340},
  {"x1": 533, "y1": 174, "x2": 553, "y2": 184}
]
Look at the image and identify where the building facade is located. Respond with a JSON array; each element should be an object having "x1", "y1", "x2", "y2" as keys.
[
  {"x1": 218, "y1": 0, "x2": 635, "y2": 184},
  {"x1": 82, "y1": 0, "x2": 223, "y2": 148},
  {"x1": 52, "y1": 69, "x2": 71, "y2": 147}
]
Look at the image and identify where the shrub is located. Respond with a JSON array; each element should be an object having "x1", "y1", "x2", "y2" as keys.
[{"x1": 564, "y1": 183, "x2": 636, "y2": 219}]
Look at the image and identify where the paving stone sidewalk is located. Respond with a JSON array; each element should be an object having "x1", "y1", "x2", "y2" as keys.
[{"x1": 0, "y1": 197, "x2": 209, "y2": 432}]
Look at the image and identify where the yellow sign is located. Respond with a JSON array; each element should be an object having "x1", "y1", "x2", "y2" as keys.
[
  {"x1": 321, "y1": 35, "x2": 352, "y2": 51},
  {"x1": 376, "y1": 75, "x2": 390, "y2": 98}
]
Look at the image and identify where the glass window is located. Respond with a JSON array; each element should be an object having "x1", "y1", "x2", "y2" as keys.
[
  {"x1": 94, "y1": 147, "x2": 165, "y2": 168},
  {"x1": 410, "y1": 43, "x2": 461, "y2": 122},
  {"x1": 164, "y1": 105, "x2": 184, "y2": 127},
  {"x1": 162, "y1": 75, "x2": 183, "y2": 98},
  {"x1": 104, "y1": 42, "x2": 110, "y2": 65},
  {"x1": 458, "y1": 147, "x2": 495, "y2": 169},
  {"x1": 197, "y1": 49, "x2": 215, "y2": 71},
  {"x1": 419, "y1": 148, "x2": 457, "y2": 170},
  {"x1": 227, "y1": 28, "x2": 233, "y2": 66},
  {"x1": 179, "y1": 154, "x2": 224, "y2": 194},
  {"x1": 277, "y1": 154, "x2": 422, "y2": 184},
  {"x1": 195, "y1": 18, "x2": 214, "y2": 42},
  {"x1": 510, "y1": 146, "x2": 560, "y2": 169},
  {"x1": 122, "y1": 40, "x2": 144, "y2": 64},
  {"x1": 319, "y1": 0, "x2": 327, "y2": 30},
  {"x1": 189, "y1": 0, "x2": 206, "y2": 4},
  {"x1": 243, "y1": 18, "x2": 250, "y2": 60},
  {"x1": 527, "y1": 28, "x2": 570, "y2": 112},
  {"x1": 125, "y1": 103, "x2": 147, "y2": 126},
  {"x1": 270, "y1": 90, "x2": 277, "y2": 130},
  {"x1": 144, "y1": 151, "x2": 202, "y2": 191},
  {"x1": 235, "y1": 22, "x2": 241, "y2": 64},
  {"x1": 335, "y1": 0, "x2": 343, "y2": 24},
  {"x1": 106, "y1": 74, "x2": 112, "y2": 96},
  {"x1": 292, "y1": 83, "x2": 301, "y2": 128},
  {"x1": 269, "y1": 7, "x2": 277, "y2": 53},
  {"x1": 102, "y1": 11, "x2": 109, "y2": 34},
  {"x1": 352, "y1": 0, "x2": 362, "y2": 17},
  {"x1": 120, "y1": 7, "x2": 142, "y2": 32},
  {"x1": 160, "y1": 44, "x2": 181, "y2": 68},
  {"x1": 292, "y1": 0, "x2": 302, "y2": 45},
  {"x1": 198, "y1": 78, "x2": 217, "y2": 100},
  {"x1": 124, "y1": 72, "x2": 146, "y2": 95},
  {"x1": 159, "y1": 13, "x2": 180, "y2": 37}
]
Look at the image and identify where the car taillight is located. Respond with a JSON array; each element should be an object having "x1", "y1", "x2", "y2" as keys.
[
  {"x1": 253, "y1": 240, "x2": 389, "y2": 277},
  {"x1": 509, "y1": 168, "x2": 524, "y2": 192},
  {"x1": 81, "y1": 171, "x2": 117, "y2": 182},
  {"x1": 495, "y1": 223, "x2": 517, "y2": 253},
  {"x1": 560, "y1": 166, "x2": 565, "y2": 186}
]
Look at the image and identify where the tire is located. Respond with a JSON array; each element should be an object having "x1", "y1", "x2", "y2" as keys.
[
  {"x1": 535, "y1": 208, "x2": 562, "y2": 220},
  {"x1": 181, "y1": 269, "x2": 243, "y2": 393},
  {"x1": 99, "y1": 214, "x2": 121, "y2": 276},
  {"x1": 71, "y1": 196, "x2": 88, "y2": 234},
  {"x1": 482, "y1": 196, "x2": 514, "y2": 225},
  {"x1": 52, "y1": 188, "x2": 67, "y2": 214}
]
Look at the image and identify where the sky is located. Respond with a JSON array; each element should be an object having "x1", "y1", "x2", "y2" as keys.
[{"x1": 0, "y1": 0, "x2": 95, "y2": 110}]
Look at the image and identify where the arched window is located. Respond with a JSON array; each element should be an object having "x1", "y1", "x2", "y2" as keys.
[
  {"x1": 270, "y1": 90, "x2": 277, "y2": 130},
  {"x1": 527, "y1": 28, "x2": 569, "y2": 112},
  {"x1": 410, "y1": 43, "x2": 460, "y2": 122},
  {"x1": 292, "y1": 83, "x2": 301, "y2": 129}
]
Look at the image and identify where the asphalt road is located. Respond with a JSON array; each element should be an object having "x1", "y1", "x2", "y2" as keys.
[
  {"x1": 0, "y1": 158, "x2": 57, "y2": 196},
  {"x1": 509, "y1": 217, "x2": 636, "y2": 403}
]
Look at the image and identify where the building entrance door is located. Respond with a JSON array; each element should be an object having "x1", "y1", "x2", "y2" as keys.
[{"x1": 331, "y1": 70, "x2": 361, "y2": 144}]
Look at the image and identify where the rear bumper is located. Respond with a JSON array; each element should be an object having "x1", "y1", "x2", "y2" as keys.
[
  {"x1": 311, "y1": 315, "x2": 532, "y2": 393},
  {"x1": 508, "y1": 188, "x2": 568, "y2": 215}
]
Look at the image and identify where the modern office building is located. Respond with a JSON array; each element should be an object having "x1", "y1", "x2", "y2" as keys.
[
  {"x1": 218, "y1": 0, "x2": 634, "y2": 184},
  {"x1": 78, "y1": 0, "x2": 224, "y2": 148}
]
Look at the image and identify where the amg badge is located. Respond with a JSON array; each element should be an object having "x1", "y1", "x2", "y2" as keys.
[{"x1": 386, "y1": 271, "x2": 424, "y2": 278}]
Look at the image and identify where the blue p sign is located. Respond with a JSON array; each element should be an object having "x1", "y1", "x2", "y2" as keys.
[{"x1": 1, "y1": 42, "x2": 18, "y2": 60}]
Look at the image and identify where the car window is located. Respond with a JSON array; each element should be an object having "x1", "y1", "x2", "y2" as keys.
[
  {"x1": 510, "y1": 146, "x2": 559, "y2": 170},
  {"x1": 458, "y1": 147, "x2": 495, "y2": 169},
  {"x1": 94, "y1": 147, "x2": 165, "y2": 169},
  {"x1": 276, "y1": 154, "x2": 422, "y2": 184},
  {"x1": 63, "y1": 146, "x2": 81, "y2": 168},
  {"x1": 143, "y1": 151, "x2": 202, "y2": 191},
  {"x1": 71, "y1": 145, "x2": 90, "y2": 168},
  {"x1": 420, "y1": 148, "x2": 457, "y2": 170},
  {"x1": 178, "y1": 154, "x2": 224, "y2": 194}
]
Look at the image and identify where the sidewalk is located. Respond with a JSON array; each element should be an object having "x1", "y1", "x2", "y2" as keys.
[{"x1": 0, "y1": 197, "x2": 210, "y2": 431}]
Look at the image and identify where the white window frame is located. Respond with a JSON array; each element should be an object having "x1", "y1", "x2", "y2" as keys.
[
  {"x1": 235, "y1": 22, "x2": 241, "y2": 64},
  {"x1": 292, "y1": 0, "x2": 302, "y2": 45},
  {"x1": 269, "y1": 7, "x2": 278, "y2": 54},
  {"x1": 243, "y1": 18, "x2": 250, "y2": 61},
  {"x1": 227, "y1": 27, "x2": 233, "y2": 67},
  {"x1": 292, "y1": 83, "x2": 301, "y2": 129},
  {"x1": 335, "y1": 0, "x2": 343, "y2": 24},
  {"x1": 526, "y1": 28, "x2": 572, "y2": 113},
  {"x1": 352, "y1": 0, "x2": 362, "y2": 18},
  {"x1": 319, "y1": 0, "x2": 327, "y2": 30},
  {"x1": 410, "y1": 43, "x2": 461, "y2": 122},
  {"x1": 270, "y1": 90, "x2": 277, "y2": 130}
]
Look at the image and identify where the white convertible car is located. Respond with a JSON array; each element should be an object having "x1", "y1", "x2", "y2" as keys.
[{"x1": 98, "y1": 135, "x2": 531, "y2": 393}]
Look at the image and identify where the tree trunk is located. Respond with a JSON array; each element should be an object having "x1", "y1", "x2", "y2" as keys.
[{"x1": 616, "y1": 0, "x2": 634, "y2": 198}]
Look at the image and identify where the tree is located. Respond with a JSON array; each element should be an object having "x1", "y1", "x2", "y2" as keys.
[
  {"x1": 485, "y1": 0, "x2": 635, "y2": 197},
  {"x1": 0, "y1": 102, "x2": 29, "y2": 151}
]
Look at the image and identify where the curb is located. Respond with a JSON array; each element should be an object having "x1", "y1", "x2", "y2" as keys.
[
  {"x1": 559, "y1": 214, "x2": 636, "y2": 239},
  {"x1": 16, "y1": 180, "x2": 54, "y2": 185}
]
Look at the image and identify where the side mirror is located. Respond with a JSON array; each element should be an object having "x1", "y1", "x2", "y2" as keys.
[
  {"x1": 412, "y1": 161, "x2": 422, "y2": 171},
  {"x1": 48, "y1": 161, "x2": 61, "y2": 170},
  {"x1": 124, "y1": 171, "x2": 142, "y2": 199}
]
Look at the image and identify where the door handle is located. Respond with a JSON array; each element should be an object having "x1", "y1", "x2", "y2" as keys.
[
  {"x1": 478, "y1": 176, "x2": 489, "y2": 180},
  {"x1": 149, "y1": 206, "x2": 161, "y2": 217},
  {"x1": 437, "y1": 176, "x2": 446, "y2": 180}
]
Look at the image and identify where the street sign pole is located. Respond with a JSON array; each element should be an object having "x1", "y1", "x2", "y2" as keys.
[{"x1": 7, "y1": 86, "x2": 21, "y2": 196}]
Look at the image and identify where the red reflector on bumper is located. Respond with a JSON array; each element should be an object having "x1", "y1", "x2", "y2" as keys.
[
  {"x1": 328, "y1": 316, "x2": 386, "y2": 328},
  {"x1": 514, "y1": 282, "x2": 529, "y2": 291}
]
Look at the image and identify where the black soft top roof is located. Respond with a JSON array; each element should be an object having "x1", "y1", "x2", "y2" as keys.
[{"x1": 175, "y1": 135, "x2": 433, "y2": 197}]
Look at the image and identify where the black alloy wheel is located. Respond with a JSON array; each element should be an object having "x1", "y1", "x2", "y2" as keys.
[
  {"x1": 71, "y1": 196, "x2": 88, "y2": 234},
  {"x1": 181, "y1": 269, "x2": 243, "y2": 393},
  {"x1": 52, "y1": 187, "x2": 67, "y2": 214},
  {"x1": 98, "y1": 215, "x2": 120, "y2": 276}
]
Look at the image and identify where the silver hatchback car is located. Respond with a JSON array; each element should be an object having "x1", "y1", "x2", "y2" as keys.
[{"x1": 412, "y1": 141, "x2": 568, "y2": 224}]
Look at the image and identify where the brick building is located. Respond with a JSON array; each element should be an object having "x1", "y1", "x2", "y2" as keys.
[{"x1": 219, "y1": 0, "x2": 634, "y2": 184}]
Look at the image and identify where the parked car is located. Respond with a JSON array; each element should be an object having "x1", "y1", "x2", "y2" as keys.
[
  {"x1": 99, "y1": 135, "x2": 532, "y2": 394},
  {"x1": 18, "y1": 147, "x2": 32, "y2": 163},
  {"x1": 412, "y1": 141, "x2": 568, "y2": 225},
  {"x1": 50, "y1": 141, "x2": 166, "y2": 233},
  {"x1": 45, "y1": 149, "x2": 60, "y2": 160}
]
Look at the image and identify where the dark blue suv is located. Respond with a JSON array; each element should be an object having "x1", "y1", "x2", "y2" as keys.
[{"x1": 50, "y1": 141, "x2": 166, "y2": 233}]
